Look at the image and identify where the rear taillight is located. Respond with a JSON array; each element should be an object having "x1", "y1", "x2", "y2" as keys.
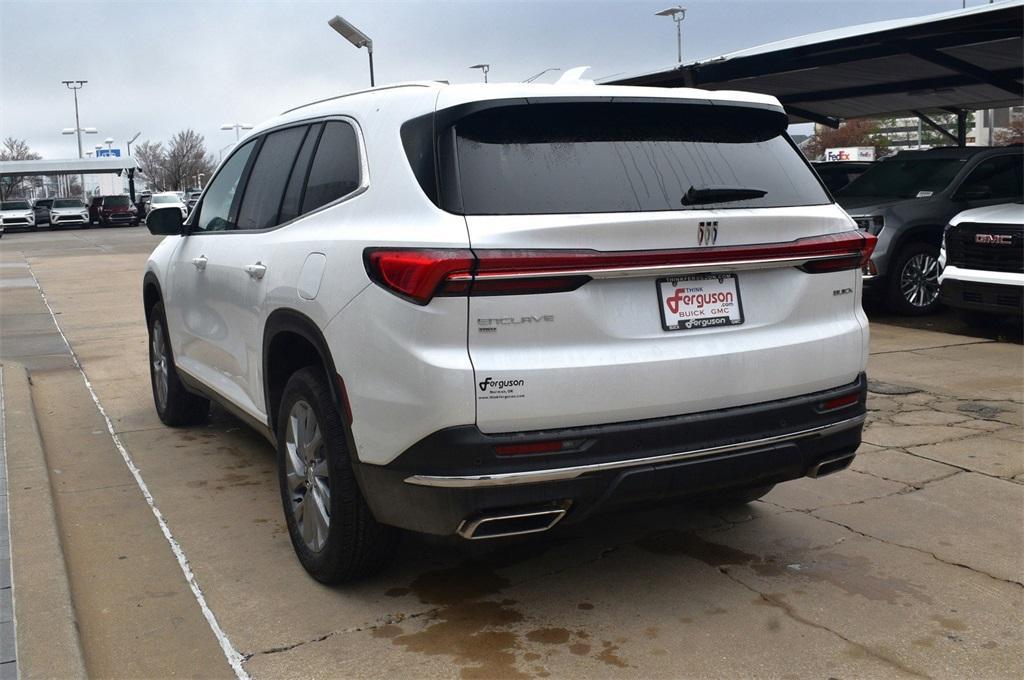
[
  {"x1": 363, "y1": 249, "x2": 474, "y2": 304},
  {"x1": 364, "y1": 231, "x2": 877, "y2": 305}
]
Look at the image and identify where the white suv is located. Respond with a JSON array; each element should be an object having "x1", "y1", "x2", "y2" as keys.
[{"x1": 143, "y1": 81, "x2": 876, "y2": 582}]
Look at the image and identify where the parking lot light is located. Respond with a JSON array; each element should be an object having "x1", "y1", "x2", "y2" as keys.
[
  {"x1": 328, "y1": 15, "x2": 375, "y2": 87},
  {"x1": 220, "y1": 123, "x2": 254, "y2": 142},
  {"x1": 127, "y1": 132, "x2": 141, "y2": 156},
  {"x1": 469, "y1": 64, "x2": 490, "y2": 83},
  {"x1": 655, "y1": 6, "x2": 687, "y2": 63}
]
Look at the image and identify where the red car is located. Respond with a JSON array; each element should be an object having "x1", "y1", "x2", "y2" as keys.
[{"x1": 89, "y1": 195, "x2": 138, "y2": 226}]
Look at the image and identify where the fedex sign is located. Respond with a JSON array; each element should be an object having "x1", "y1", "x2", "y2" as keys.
[{"x1": 825, "y1": 147, "x2": 875, "y2": 162}]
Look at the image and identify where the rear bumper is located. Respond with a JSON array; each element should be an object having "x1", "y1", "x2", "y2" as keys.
[{"x1": 354, "y1": 373, "x2": 867, "y2": 536}]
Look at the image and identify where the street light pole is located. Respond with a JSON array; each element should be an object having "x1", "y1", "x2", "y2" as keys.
[
  {"x1": 220, "y1": 123, "x2": 254, "y2": 142},
  {"x1": 469, "y1": 64, "x2": 491, "y2": 83},
  {"x1": 655, "y1": 6, "x2": 687, "y2": 64},
  {"x1": 62, "y1": 79, "x2": 88, "y2": 196},
  {"x1": 328, "y1": 15, "x2": 375, "y2": 87},
  {"x1": 126, "y1": 132, "x2": 141, "y2": 156}
]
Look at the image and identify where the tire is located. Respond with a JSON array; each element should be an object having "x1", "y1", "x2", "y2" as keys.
[
  {"x1": 886, "y1": 241, "x2": 942, "y2": 316},
  {"x1": 713, "y1": 483, "x2": 775, "y2": 505},
  {"x1": 277, "y1": 366, "x2": 397, "y2": 583},
  {"x1": 148, "y1": 302, "x2": 209, "y2": 426}
]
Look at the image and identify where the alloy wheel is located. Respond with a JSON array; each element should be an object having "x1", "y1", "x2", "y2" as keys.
[
  {"x1": 151, "y1": 321, "x2": 170, "y2": 411},
  {"x1": 285, "y1": 400, "x2": 330, "y2": 552},
  {"x1": 899, "y1": 252, "x2": 940, "y2": 309}
]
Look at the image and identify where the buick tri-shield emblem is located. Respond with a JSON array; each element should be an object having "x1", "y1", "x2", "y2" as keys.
[{"x1": 698, "y1": 221, "x2": 719, "y2": 246}]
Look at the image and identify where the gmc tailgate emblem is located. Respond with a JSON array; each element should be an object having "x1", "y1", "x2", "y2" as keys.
[{"x1": 974, "y1": 234, "x2": 1012, "y2": 245}]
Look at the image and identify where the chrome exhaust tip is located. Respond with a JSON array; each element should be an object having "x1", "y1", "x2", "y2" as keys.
[
  {"x1": 807, "y1": 453, "x2": 855, "y2": 478},
  {"x1": 457, "y1": 506, "x2": 568, "y2": 540}
]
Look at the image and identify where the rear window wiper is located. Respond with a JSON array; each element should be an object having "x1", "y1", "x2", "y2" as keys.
[{"x1": 680, "y1": 186, "x2": 767, "y2": 206}]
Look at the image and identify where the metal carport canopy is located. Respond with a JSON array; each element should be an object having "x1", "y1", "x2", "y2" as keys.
[
  {"x1": 606, "y1": 0, "x2": 1023, "y2": 128},
  {"x1": 0, "y1": 157, "x2": 139, "y2": 177}
]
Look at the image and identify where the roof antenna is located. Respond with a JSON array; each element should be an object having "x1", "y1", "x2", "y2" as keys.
[{"x1": 554, "y1": 66, "x2": 594, "y2": 85}]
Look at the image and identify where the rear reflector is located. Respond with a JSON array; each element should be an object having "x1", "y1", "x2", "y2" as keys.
[
  {"x1": 494, "y1": 440, "x2": 565, "y2": 456},
  {"x1": 820, "y1": 393, "x2": 860, "y2": 411},
  {"x1": 364, "y1": 231, "x2": 877, "y2": 305}
]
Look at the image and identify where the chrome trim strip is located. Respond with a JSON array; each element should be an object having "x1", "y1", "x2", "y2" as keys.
[
  {"x1": 404, "y1": 415, "x2": 866, "y2": 488},
  {"x1": 445, "y1": 253, "x2": 856, "y2": 282}
]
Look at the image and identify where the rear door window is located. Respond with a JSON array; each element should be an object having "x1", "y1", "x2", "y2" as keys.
[
  {"x1": 444, "y1": 102, "x2": 829, "y2": 215},
  {"x1": 278, "y1": 123, "x2": 322, "y2": 224},
  {"x1": 301, "y1": 121, "x2": 362, "y2": 213},
  {"x1": 235, "y1": 125, "x2": 308, "y2": 230}
]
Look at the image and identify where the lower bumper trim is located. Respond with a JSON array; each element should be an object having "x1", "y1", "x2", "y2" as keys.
[{"x1": 405, "y1": 414, "x2": 866, "y2": 489}]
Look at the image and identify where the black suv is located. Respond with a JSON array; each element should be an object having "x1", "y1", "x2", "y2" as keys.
[{"x1": 836, "y1": 146, "x2": 1023, "y2": 315}]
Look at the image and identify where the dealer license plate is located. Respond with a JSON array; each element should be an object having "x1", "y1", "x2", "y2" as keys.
[{"x1": 657, "y1": 273, "x2": 744, "y2": 331}]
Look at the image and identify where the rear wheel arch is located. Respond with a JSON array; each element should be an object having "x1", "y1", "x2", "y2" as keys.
[{"x1": 263, "y1": 309, "x2": 344, "y2": 436}]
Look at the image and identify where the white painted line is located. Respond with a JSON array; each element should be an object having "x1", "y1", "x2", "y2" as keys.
[
  {"x1": 25, "y1": 262, "x2": 250, "y2": 679},
  {"x1": 1, "y1": 367, "x2": 20, "y2": 675}
]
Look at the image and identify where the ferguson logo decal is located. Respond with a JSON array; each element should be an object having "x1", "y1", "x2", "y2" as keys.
[
  {"x1": 479, "y1": 377, "x2": 525, "y2": 392},
  {"x1": 698, "y1": 221, "x2": 719, "y2": 246},
  {"x1": 974, "y1": 234, "x2": 1013, "y2": 245}
]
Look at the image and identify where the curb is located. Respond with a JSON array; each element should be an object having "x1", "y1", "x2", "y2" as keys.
[{"x1": 2, "y1": 363, "x2": 88, "y2": 679}]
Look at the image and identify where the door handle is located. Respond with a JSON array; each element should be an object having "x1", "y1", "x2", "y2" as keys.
[
  {"x1": 245, "y1": 262, "x2": 267, "y2": 280},
  {"x1": 191, "y1": 255, "x2": 207, "y2": 271}
]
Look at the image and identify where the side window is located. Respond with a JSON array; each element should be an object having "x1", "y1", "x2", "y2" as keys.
[
  {"x1": 956, "y1": 156, "x2": 1023, "y2": 201},
  {"x1": 235, "y1": 125, "x2": 308, "y2": 230},
  {"x1": 301, "y1": 121, "x2": 361, "y2": 214},
  {"x1": 195, "y1": 140, "x2": 257, "y2": 232},
  {"x1": 278, "y1": 123, "x2": 323, "y2": 224}
]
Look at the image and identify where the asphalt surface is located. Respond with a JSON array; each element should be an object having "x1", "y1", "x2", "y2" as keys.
[{"x1": 0, "y1": 225, "x2": 1021, "y2": 679}]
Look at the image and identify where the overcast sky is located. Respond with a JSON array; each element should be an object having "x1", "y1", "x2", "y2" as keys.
[{"x1": 0, "y1": 0, "x2": 988, "y2": 159}]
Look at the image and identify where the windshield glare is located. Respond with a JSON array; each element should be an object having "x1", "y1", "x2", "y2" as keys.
[
  {"x1": 838, "y1": 159, "x2": 964, "y2": 199},
  {"x1": 1, "y1": 201, "x2": 30, "y2": 210},
  {"x1": 152, "y1": 195, "x2": 178, "y2": 203},
  {"x1": 53, "y1": 199, "x2": 84, "y2": 208}
]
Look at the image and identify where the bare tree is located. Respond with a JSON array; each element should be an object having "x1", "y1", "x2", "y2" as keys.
[
  {"x1": 0, "y1": 136, "x2": 42, "y2": 200},
  {"x1": 134, "y1": 140, "x2": 168, "y2": 190},
  {"x1": 163, "y1": 129, "x2": 215, "y2": 191}
]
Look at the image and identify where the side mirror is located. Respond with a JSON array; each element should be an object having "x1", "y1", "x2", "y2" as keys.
[{"x1": 146, "y1": 205, "x2": 185, "y2": 235}]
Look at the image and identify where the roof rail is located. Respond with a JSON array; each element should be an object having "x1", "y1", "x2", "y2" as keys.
[{"x1": 280, "y1": 82, "x2": 439, "y2": 115}]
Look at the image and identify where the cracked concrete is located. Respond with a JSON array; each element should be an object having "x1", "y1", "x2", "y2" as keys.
[{"x1": 2, "y1": 228, "x2": 1022, "y2": 679}]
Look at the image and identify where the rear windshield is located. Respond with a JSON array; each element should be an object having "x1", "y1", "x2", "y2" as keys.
[
  {"x1": 436, "y1": 102, "x2": 829, "y2": 215},
  {"x1": 53, "y1": 199, "x2": 84, "y2": 208},
  {"x1": 104, "y1": 195, "x2": 130, "y2": 206},
  {"x1": 838, "y1": 159, "x2": 964, "y2": 199},
  {"x1": 1, "y1": 201, "x2": 29, "y2": 210}
]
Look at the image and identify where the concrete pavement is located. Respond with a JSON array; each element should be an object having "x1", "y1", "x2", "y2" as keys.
[{"x1": 1, "y1": 227, "x2": 1021, "y2": 679}]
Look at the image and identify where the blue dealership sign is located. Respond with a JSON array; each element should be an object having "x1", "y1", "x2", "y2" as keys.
[{"x1": 96, "y1": 148, "x2": 121, "y2": 157}]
